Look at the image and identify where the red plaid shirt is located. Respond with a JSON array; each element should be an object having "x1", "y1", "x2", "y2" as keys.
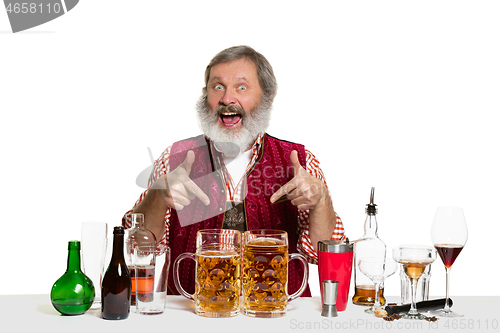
[{"x1": 123, "y1": 134, "x2": 345, "y2": 264}]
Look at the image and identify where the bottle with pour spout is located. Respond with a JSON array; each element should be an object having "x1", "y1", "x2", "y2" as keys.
[{"x1": 352, "y1": 187, "x2": 387, "y2": 306}]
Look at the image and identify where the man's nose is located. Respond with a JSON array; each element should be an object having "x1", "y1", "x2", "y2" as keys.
[{"x1": 221, "y1": 89, "x2": 237, "y2": 106}]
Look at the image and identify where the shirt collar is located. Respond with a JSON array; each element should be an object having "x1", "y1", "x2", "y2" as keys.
[{"x1": 207, "y1": 133, "x2": 265, "y2": 155}]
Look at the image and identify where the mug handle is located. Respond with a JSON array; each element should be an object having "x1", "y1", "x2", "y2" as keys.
[
  {"x1": 172, "y1": 252, "x2": 195, "y2": 301},
  {"x1": 288, "y1": 253, "x2": 309, "y2": 302}
]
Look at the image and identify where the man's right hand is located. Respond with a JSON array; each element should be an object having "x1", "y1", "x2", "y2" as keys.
[{"x1": 151, "y1": 150, "x2": 210, "y2": 210}]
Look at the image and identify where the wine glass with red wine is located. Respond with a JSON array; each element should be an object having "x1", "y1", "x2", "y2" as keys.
[{"x1": 430, "y1": 206, "x2": 468, "y2": 317}]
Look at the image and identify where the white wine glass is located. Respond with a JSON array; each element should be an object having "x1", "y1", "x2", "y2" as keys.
[{"x1": 429, "y1": 206, "x2": 468, "y2": 317}]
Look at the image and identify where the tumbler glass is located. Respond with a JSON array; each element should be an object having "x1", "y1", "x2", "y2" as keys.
[
  {"x1": 133, "y1": 245, "x2": 171, "y2": 315},
  {"x1": 400, "y1": 263, "x2": 431, "y2": 304}
]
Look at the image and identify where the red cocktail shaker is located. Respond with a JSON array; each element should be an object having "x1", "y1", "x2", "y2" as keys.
[{"x1": 318, "y1": 239, "x2": 353, "y2": 311}]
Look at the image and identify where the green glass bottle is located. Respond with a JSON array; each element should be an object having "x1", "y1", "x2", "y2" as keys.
[{"x1": 51, "y1": 240, "x2": 95, "y2": 315}]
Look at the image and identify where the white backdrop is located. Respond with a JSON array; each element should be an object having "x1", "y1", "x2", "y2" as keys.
[{"x1": 1, "y1": 0, "x2": 499, "y2": 297}]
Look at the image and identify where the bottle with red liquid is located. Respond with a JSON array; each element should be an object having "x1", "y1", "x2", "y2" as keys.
[{"x1": 101, "y1": 226, "x2": 131, "y2": 320}]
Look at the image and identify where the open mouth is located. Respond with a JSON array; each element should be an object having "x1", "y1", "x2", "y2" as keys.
[{"x1": 220, "y1": 111, "x2": 242, "y2": 127}]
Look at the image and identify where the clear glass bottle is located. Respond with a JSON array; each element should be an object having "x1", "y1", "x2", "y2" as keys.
[
  {"x1": 101, "y1": 226, "x2": 131, "y2": 320},
  {"x1": 50, "y1": 240, "x2": 95, "y2": 315},
  {"x1": 352, "y1": 187, "x2": 387, "y2": 306},
  {"x1": 124, "y1": 213, "x2": 156, "y2": 305}
]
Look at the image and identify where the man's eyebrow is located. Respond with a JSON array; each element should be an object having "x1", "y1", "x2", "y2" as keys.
[{"x1": 209, "y1": 75, "x2": 248, "y2": 82}]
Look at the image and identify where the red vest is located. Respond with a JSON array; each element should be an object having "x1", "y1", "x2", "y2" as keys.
[{"x1": 167, "y1": 133, "x2": 311, "y2": 297}]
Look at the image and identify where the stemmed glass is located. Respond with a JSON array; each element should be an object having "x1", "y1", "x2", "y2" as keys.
[
  {"x1": 358, "y1": 258, "x2": 398, "y2": 315},
  {"x1": 429, "y1": 206, "x2": 468, "y2": 317},
  {"x1": 393, "y1": 245, "x2": 436, "y2": 320}
]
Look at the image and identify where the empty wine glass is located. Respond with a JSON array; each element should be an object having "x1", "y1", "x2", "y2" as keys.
[
  {"x1": 358, "y1": 258, "x2": 398, "y2": 315},
  {"x1": 393, "y1": 245, "x2": 436, "y2": 320},
  {"x1": 429, "y1": 206, "x2": 468, "y2": 317}
]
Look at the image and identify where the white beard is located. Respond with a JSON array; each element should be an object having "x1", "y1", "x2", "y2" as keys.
[{"x1": 196, "y1": 96, "x2": 272, "y2": 155}]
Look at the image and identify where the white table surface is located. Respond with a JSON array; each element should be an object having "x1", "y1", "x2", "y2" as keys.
[{"x1": 1, "y1": 294, "x2": 499, "y2": 333}]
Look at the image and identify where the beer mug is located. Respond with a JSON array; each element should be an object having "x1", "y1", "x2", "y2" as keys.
[
  {"x1": 173, "y1": 229, "x2": 241, "y2": 317},
  {"x1": 242, "y1": 229, "x2": 309, "y2": 318}
]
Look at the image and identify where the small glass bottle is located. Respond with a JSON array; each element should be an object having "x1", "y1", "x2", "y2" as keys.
[
  {"x1": 50, "y1": 240, "x2": 95, "y2": 315},
  {"x1": 352, "y1": 187, "x2": 387, "y2": 306},
  {"x1": 125, "y1": 213, "x2": 156, "y2": 305},
  {"x1": 101, "y1": 226, "x2": 131, "y2": 320}
]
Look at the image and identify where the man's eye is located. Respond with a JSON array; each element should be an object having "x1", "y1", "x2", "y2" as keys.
[
  {"x1": 238, "y1": 86, "x2": 247, "y2": 91},
  {"x1": 214, "y1": 85, "x2": 223, "y2": 90}
]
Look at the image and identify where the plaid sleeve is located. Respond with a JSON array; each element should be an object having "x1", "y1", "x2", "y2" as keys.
[
  {"x1": 122, "y1": 146, "x2": 172, "y2": 249},
  {"x1": 296, "y1": 149, "x2": 346, "y2": 265}
]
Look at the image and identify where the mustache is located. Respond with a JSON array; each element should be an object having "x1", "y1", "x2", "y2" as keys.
[{"x1": 215, "y1": 104, "x2": 247, "y2": 118}]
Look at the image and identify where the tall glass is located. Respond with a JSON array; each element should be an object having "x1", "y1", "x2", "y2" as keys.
[
  {"x1": 393, "y1": 245, "x2": 436, "y2": 320},
  {"x1": 399, "y1": 263, "x2": 431, "y2": 304},
  {"x1": 80, "y1": 222, "x2": 108, "y2": 309},
  {"x1": 242, "y1": 229, "x2": 309, "y2": 318},
  {"x1": 429, "y1": 206, "x2": 468, "y2": 317}
]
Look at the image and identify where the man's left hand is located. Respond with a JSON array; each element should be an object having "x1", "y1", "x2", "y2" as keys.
[{"x1": 270, "y1": 150, "x2": 327, "y2": 211}]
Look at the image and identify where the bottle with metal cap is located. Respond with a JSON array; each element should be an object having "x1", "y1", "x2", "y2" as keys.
[{"x1": 352, "y1": 187, "x2": 387, "y2": 306}]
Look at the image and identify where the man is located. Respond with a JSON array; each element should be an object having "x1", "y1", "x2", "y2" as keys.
[{"x1": 123, "y1": 45, "x2": 346, "y2": 296}]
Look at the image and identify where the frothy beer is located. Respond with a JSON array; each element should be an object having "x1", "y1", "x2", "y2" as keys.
[
  {"x1": 243, "y1": 238, "x2": 288, "y2": 315},
  {"x1": 195, "y1": 250, "x2": 241, "y2": 316}
]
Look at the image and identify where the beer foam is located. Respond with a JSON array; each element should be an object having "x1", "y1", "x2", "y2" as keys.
[
  {"x1": 247, "y1": 238, "x2": 285, "y2": 247},
  {"x1": 199, "y1": 250, "x2": 239, "y2": 258}
]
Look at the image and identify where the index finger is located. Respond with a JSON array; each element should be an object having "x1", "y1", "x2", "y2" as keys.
[
  {"x1": 183, "y1": 178, "x2": 210, "y2": 205},
  {"x1": 270, "y1": 179, "x2": 298, "y2": 204}
]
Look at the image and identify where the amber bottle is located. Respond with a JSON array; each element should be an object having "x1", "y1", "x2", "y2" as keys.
[{"x1": 101, "y1": 226, "x2": 131, "y2": 320}]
